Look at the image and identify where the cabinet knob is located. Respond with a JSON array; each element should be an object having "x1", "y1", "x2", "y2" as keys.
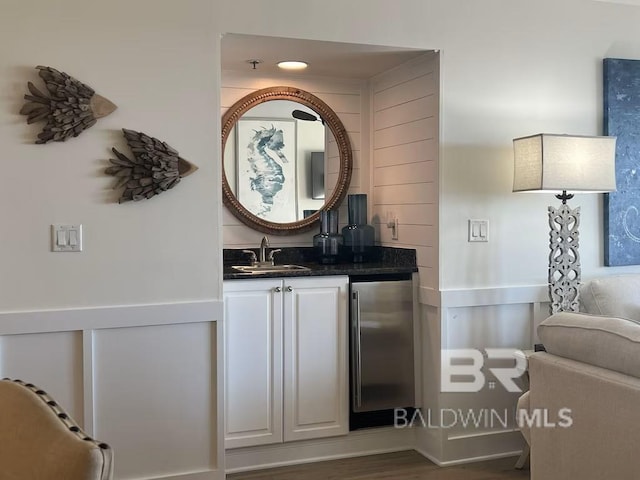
[
  {"x1": 274, "y1": 287, "x2": 282, "y2": 293},
  {"x1": 286, "y1": 286, "x2": 293, "y2": 292}
]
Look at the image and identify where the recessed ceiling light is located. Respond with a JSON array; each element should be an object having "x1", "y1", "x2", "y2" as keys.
[{"x1": 277, "y1": 61, "x2": 308, "y2": 70}]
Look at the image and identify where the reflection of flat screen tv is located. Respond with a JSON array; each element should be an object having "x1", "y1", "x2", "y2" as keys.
[{"x1": 311, "y1": 151, "x2": 325, "y2": 200}]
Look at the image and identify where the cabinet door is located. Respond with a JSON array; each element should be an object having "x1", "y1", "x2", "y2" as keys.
[
  {"x1": 224, "y1": 279, "x2": 283, "y2": 448},
  {"x1": 283, "y1": 276, "x2": 348, "y2": 442}
]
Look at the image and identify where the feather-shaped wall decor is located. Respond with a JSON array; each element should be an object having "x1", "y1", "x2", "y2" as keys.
[
  {"x1": 106, "y1": 129, "x2": 198, "y2": 203},
  {"x1": 20, "y1": 66, "x2": 117, "y2": 144}
]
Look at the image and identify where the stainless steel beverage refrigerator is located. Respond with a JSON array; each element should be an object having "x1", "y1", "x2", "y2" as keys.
[{"x1": 349, "y1": 273, "x2": 417, "y2": 430}]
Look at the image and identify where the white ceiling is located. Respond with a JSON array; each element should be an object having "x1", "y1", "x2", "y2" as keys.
[{"x1": 221, "y1": 33, "x2": 430, "y2": 79}]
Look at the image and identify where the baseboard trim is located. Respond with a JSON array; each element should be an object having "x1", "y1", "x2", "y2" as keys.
[
  {"x1": 413, "y1": 446, "x2": 442, "y2": 466},
  {"x1": 414, "y1": 447, "x2": 524, "y2": 467},
  {"x1": 225, "y1": 427, "x2": 414, "y2": 473},
  {"x1": 447, "y1": 427, "x2": 519, "y2": 441},
  {"x1": 140, "y1": 469, "x2": 223, "y2": 480}
]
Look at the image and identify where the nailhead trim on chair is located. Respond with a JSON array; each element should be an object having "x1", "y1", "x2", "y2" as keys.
[{"x1": 2, "y1": 378, "x2": 111, "y2": 451}]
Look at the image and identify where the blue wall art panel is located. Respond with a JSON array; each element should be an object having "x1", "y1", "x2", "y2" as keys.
[{"x1": 604, "y1": 58, "x2": 640, "y2": 266}]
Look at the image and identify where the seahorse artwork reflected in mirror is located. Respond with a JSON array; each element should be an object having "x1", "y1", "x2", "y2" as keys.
[
  {"x1": 222, "y1": 86, "x2": 353, "y2": 235},
  {"x1": 245, "y1": 123, "x2": 289, "y2": 217},
  {"x1": 236, "y1": 118, "x2": 299, "y2": 222},
  {"x1": 20, "y1": 66, "x2": 117, "y2": 144}
]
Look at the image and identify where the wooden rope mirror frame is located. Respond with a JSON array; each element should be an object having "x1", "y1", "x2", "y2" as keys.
[{"x1": 221, "y1": 86, "x2": 353, "y2": 235}]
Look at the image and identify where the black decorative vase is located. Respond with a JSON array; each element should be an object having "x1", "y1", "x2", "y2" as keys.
[
  {"x1": 313, "y1": 210, "x2": 343, "y2": 264},
  {"x1": 341, "y1": 194, "x2": 375, "y2": 263}
]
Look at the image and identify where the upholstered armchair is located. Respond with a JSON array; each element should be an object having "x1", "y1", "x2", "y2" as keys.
[
  {"x1": 517, "y1": 275, "x2": 640, "y2": 479},
  {"x1": 0, "y1": 378, "x2": 113, "y2": 480}
]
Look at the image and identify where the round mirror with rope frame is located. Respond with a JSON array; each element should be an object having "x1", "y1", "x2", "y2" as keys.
[{"x1": 221, "y1": 86, "x2": 353, "y2": 235}]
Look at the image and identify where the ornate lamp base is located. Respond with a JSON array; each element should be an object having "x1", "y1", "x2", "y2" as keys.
[{"x1": 548, "y1": 192, "x2": 581, "y2": 315}]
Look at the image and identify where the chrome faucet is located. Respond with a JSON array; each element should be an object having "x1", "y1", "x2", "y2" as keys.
[
  {"x1": 256, "y1": 236, "x2": 281, "y2": 266},
  {"x1": 259, "y1": 236, "x2": 269, "y2": 263},
  {"x1": 243, "y1": 236, "x2": 281, "y2": 266}
]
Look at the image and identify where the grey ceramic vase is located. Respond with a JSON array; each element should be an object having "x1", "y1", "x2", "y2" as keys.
[
  {"x1": 313, "y1": 209, "x2": 343, "y2": 264},
  {"x1": 341, "y1": 194, "x2": 375, "y2": 263}
]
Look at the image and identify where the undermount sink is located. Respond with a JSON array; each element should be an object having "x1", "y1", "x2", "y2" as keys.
[{"x1": 231, "y1": 264, "x2": 310, "y2": 274}]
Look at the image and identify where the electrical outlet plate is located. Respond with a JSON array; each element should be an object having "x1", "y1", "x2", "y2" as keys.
[
  {"x1": 386, "y1": 212, "x2": 399, "y2": 240},
  {"x1": 52, "y1": 224, "x2": 83, "y2": 252},
  {"x1": 391, "y1": 218, "x2": 399, "y2": 240}
]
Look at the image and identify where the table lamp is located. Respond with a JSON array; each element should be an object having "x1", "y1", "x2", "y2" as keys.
[{"x1": 512, "y1": 133, "x2": 617, "y2": 314}]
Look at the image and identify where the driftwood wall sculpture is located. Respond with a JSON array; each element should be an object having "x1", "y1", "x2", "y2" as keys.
[
  {"x1": 20, "y1": 66, "x2": 117, "y2": 144},
  {"x1": 106, "y1": 129, "x2": 198, "y2": 203}
]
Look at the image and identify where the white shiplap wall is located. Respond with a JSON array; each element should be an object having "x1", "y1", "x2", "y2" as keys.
[
  {"x1": 370, "y1": 53, "x2": 439, "y2": 289},
  {"x1": 221, "y1": 71, "x2": 364, "y2": 248}
]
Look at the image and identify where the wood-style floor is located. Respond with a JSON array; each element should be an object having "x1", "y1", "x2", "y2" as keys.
[{"x1": 228, "y1": 451, "x2": 530, "y2": 480}]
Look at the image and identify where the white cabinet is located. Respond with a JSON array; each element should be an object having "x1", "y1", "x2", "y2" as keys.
[
  {"x1": 223, "y1": 276, "x2": 348, "y2": 449},
  {"x1": 223, "y1": 278, "x2": 283, "y2": 448},
  {"x1": 283, "y1": 276, "x2": 349, "y2": 442}
]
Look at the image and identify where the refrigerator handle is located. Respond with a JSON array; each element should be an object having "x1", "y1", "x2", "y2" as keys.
[{"x1": 352, "y1": 290, "x2": 362, "y2": 409}]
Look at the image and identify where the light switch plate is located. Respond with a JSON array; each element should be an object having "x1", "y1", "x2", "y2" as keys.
[
  {"x1": 468, "y1": 219, "x2": 489, "y2": 242},
  {"x1": 52, "y1": 224, "x2": 83, "y2": 252}
]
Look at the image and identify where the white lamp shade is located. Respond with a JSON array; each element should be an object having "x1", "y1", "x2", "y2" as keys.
[{"x1": 513, "y1": 134, "x2": 617, "y2": 193}]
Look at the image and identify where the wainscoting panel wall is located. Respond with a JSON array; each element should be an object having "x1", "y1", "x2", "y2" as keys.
[
  {"x1": 441, "y1": 303, "x2": 531, "y2": 438},
  {"x1": 0, "y1": 302, "x2": 224, "y2": 480},
  {"x1": 93, "y1": 322, "x2": 215, "y2": 479},
  {"x1": 415, "y1": 285, "x2": 548, "y2": 465},
  {"x1": 0, "y1": 331, "x2": 84, "y2": 423}
]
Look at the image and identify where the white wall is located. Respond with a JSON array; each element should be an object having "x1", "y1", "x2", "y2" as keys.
[
  {"x1": 0, "y1": 0, "x2": 221, "y2": 310},
  {"x1": 432, "y1": 0, "x2": 640, "y2": 289},
  {"x1": 0, "y1": 2, "x2": 224, "y2": 479}
]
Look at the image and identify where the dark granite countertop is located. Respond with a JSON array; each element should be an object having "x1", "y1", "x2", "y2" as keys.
[{"x1": 223, "y1": 246, "x2": 417, "y2": 280}]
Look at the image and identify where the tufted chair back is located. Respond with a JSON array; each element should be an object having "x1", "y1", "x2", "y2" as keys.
[{"x1": 0, "y1": 379, "x2": 113, "y2": 480}]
